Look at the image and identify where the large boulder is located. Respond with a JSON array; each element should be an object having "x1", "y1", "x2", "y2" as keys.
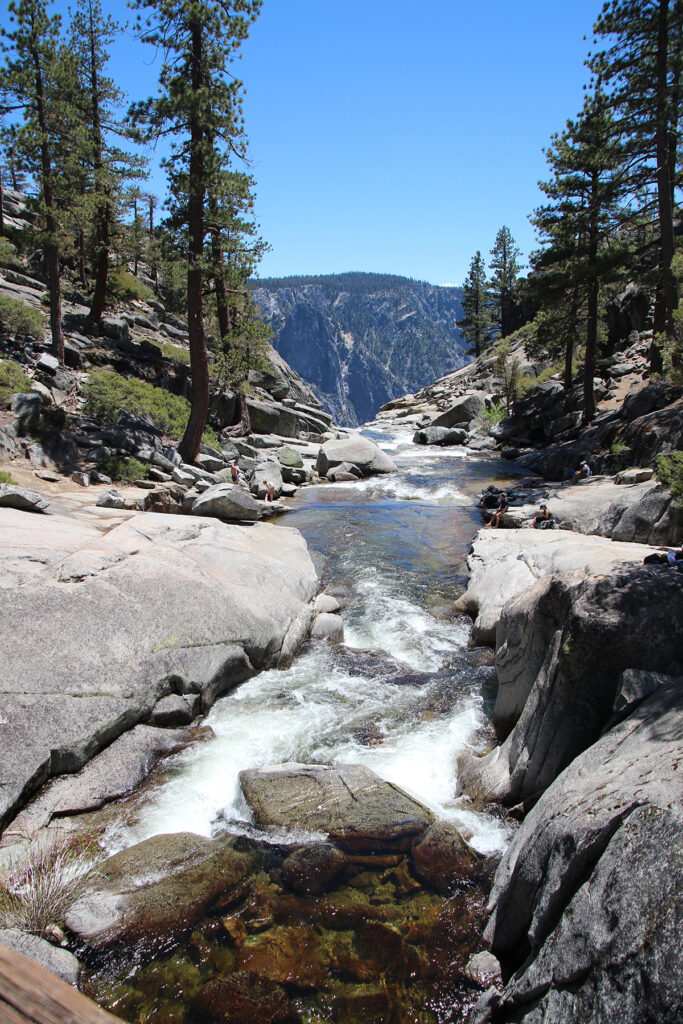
[
  {"x1": 0, "y1": 929, "x2": 80, "y2": 986},
  {"x1": 316, "y1": 436, "x2": 397, "y2": 478},
  {"x1": 0, "y1": 484, "x2": 49, "y2": 513},
  {"x1": 0, "y1": 510, "x2": 317, "y2": 830},
  {"x1": 191, "y1": 482, "x2": 262, "y2": 521},
  {"x1": 413, "y1": 425, "x2": 469, "y2": 446},
  {"x1": 457, "y1": 567, "x2": 683, "y2": 807},
  {"x1": 430, "y1": 392, "x2": 486, "y2": 427},
  {"x1": 473, "y1": 682, "x2": 683, "y2": 1024},
  {"x1": 239, "y1": 762, "x2": 434, "y2": 852},
  {"x1": 64, "y1": 832, "x2": 251, "y2": 951}
]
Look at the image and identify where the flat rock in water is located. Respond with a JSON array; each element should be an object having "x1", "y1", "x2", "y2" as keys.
[
  {"x1": 64, "y1": 832, "x2": 252, "y2": 951},
  {"x1": 239, "y1": 762, "x2": 434, "y2": 852}
]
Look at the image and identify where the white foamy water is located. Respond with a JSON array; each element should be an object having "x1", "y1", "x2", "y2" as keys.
[{"x1": 105, "y1": 425, "x2": 512, "y2": 858}]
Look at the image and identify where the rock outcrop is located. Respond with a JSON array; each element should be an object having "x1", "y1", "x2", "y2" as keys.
[
  {"x1": 471, "y1": 681, "x2": 683, "y2": 1024},
  {"x1": 457, "y1": 567, "x2": 683, "y2": 808},
  {"x1": 0, "y1": 507, "x2": 317, "y2": 831}
]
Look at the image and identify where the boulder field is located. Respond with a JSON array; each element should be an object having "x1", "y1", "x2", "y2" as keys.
[{"x1": 0, "y1": 504, "x2": 318, "y2": 835}]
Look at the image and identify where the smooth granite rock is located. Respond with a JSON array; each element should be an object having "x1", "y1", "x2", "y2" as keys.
[
  {"x1": 0, "y1": 510, "x2": 317, "y2": 830},
  {"x1": 0, "y1": 928, "x2": 81, "y2": 986},
  {"x1": 473, "y1": 683, "x2": 683, "y2": 1024},
  {"x1": 316, "y1": 436, "x2": 397, "y2": 478},
  {"x1": 191, "y1": 482, "x2": 262, "y2": 521}
]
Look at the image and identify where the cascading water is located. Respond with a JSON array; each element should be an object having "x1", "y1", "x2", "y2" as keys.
[
  {"x1": 86, "y1": 423, "x2": 525, "y2": 1024},
  {"x1": 105, "y1": 423, "x2": 515, "y2": 857}
]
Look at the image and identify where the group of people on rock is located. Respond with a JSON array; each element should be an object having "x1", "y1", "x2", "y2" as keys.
[
  {"x1": 230, "y1": 458, "x2": 274, "y2": 501},
  {"x1": 478, "y1": 485, "x2": 555, "y2": 530}
]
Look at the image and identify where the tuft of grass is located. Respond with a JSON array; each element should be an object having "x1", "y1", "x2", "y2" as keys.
[
  {"x1": 654, "y1": 450, "x2": 683, "y2": 504},
  {"x1": 0, "y1": 357, "x2": 33, "y2": 407},
  {"x1": 0, "y1": 295, "x2": 45, "y2": 342},
  {"x1": 0, "y1": 237, "x2": 22, "y2": 269},
  {"x1": 107, "y1": 267, "x2": 155, "y2": 303},
  {"x1": 0, "y1": 470, "x2": 17, "y2": 484},
  {"x1": 610, "y1": 439, "x2": 630, "y2": 455},
  {"x1": 96, "y1": 454, "x2": 150, "y2": 482},
  {"x1": 0, "y1": 833, "x2": 101, "y2": 938},
  {"x1": 83, "y1": 369, "x2": 217, "y2": 446}
]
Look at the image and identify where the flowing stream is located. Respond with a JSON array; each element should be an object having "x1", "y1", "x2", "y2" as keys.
[{"x1": 105, "y1": 423, "x2": 519, "y2": 857}]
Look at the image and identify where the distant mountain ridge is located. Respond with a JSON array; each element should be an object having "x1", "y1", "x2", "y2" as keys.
[{"x1": 250, "y1": 272, "x2": 469, "y2": 426}]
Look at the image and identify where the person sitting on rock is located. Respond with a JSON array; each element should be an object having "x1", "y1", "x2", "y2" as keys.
[
  {"x1": 230, "y1": 459, "x2": 239, "y2": 483},
  {"x1": 531, "y1": 503, "x2": 552, "y2": 528},
  {"x1": 263, "y1": 480, "x2": 275, "y2": 502},
  {"x1": 477, "y1": 485, "x2": 500, "y2": 509},
  {"x1": 487, "y1": 491, "x2": 508, "y2": 528},
  {"x1": 572, "y1": 460, "x2": 591, "y2": 484}
]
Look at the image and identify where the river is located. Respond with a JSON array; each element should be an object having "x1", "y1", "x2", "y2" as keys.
[
  {"x1": 87, "y1": 422, "x2": 522, "y2": 1024},
  {"x1": 105, "y1": 422, "x2": 517, "y2": 857}
]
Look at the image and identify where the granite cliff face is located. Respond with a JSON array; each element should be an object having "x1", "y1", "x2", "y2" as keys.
[{"x1": 251, "y1": 273, "x2": 469, "y2": 426}]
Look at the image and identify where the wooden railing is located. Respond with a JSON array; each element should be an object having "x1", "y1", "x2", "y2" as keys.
[{"x1": 0, "y1": 943, "x2": 123, "y2": 1024}]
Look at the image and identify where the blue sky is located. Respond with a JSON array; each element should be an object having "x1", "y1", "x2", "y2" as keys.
[{"x1": 3, "y1": 0, "x2": 606, "y2": 285}]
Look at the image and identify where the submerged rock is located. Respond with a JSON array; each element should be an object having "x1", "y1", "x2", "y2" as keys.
[
  {"x1": 64, "y1": 832, "x2": 251, "y2": 950},
  {"x1": 280, "y1": 843, "x2": 348, "y2": 895},
  {"x1": 239, "y1": 762, "x2": 434, "y2": 852},
  {"x1": 193, "y1": 970, "x2": 301, "y2": 1024},
  {"x1": 411, "y1": 821, "x2": 484, "y2": 892}
]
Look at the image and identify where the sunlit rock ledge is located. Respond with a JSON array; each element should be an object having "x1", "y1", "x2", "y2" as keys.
[{"x1": 0, "y1": 507, "x2": 318, "y2": 834}]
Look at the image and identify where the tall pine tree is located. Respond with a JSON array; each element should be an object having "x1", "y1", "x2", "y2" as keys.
[
  {"x1": 458, "y1": 251, "x2": 491, "y2": 357},
  {"x1": 591, "y1": 0, "x2": 683, "y2": 371},
  {"x1": 489, "y1": 226, "x2": 521, "y2": 339},
  {"x1": 131, "y1": 0, "x2": 262, "y2": 463}
]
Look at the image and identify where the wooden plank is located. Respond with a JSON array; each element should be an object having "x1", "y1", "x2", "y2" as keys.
[{"x1": 0, "y1": 944, "x2": 123, "y2": 1024}]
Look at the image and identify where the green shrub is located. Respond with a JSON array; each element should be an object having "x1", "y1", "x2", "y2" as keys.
[
  {"x1": 0, "y1": 469, "x2": 16, "y2": 484},
  {"x1": 654, "y1": 450, "x2": 683, "y2": 503},
  {"x1": 156, "y1": 341, "x2": 191, "y2": 365},
  {"x1": 83, "y1": 370, "x2": 217, "y2": 445},
  {"x1": 0, "y1": 357, "x2": 33, "y2": 407},
  {"x1": 107, "y1": 267, "x2": 155, "y2": 303},
  {"x1": 97, "y1": 454, "x2": 150, "y2": 482},
  {"x1": 0, "y1": 294, "x2": 45, "y2": 342},
  {"x1": 0, "y1": 237, "x2": 21, "y2": 269},
  {"x1": 610, "y1": 439, "x2": 630, "y2": 455}
]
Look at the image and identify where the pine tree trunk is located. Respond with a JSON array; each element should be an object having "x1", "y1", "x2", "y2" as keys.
[
  {"x1": 652, "y1": 0, "x2": 675, "y2": 372},
  {"x1": 178, "y1": 18, "x2": 209, "y2": 465},
  {"x1": 78, "y1": 228, "x2": 88, "y2": 291},
  {"x1": 583, "y1": 178, "x2": 600, "y2": 423},
  {"x1": 0, "y1": 164, "x2": 4, "y2": 236},
  {"x1": 88, "y1": 9, "x2": 109, "y2": 323},
  {"x1": 32, "y1": 42, "x2": 64, "y2": 363},
  {"x1": 209, "y1": 190, "x2": 231, "y2": 342}
]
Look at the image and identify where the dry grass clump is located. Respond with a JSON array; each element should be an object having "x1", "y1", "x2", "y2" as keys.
[{"x1": 0, "y1": 833, "x2": 101, "y2": 938}]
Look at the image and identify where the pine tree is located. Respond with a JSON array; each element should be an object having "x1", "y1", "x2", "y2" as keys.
[
  {"x1": 532, "y1": 87, "x2": 629, "y2": 421},
  {"x1": 68, "y1": 0, "x2": 144, "y2": 321},
  {"x1": 590, "y1": 0, "x2": 683, "y2": 371},
  {"x1": 458, "y1": 251, "x2": 491, "y2": 357},
  {"x1": 0, "y1": 0, "x2": 72, "y2": 361},
  {"x1": 131, "y1": 0, "x2": 263, "y2": 463},
  {"x1": 489, "y1": 226, "x2": 521, "y2": 339}
]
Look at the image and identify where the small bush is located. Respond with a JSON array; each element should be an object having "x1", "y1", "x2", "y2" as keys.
[
  {"x1": 157, "y1": 341, "x2": 191, "y2": 365},
  {"x1": 654, "y1": 450, "x2": 683, "y2": 503},
  {"x1": 108, "y1": 267, "x2": 155, "y2": 303},
  {"x1": 0, "y1": 469, "x2": 16, "y2": 484},
  {"x1": 0, "y1": 237, "x2": 21, "y2": 269},
  {"x1": 610, "y1": 439, "x2": 630, "y2": 455},
  {"x1": 0, "y1": 834, "x2": 101, "y2": 937},
  {"x1": 97, "y1": 454, "x2": 150, "y2": 482},
  {"x1": 0, "y1": 357, "x2": 33, "y2": 407},
  {"x1": 84, "y1": 369, "x2": 217, "y2": 445},
  {"x1": 0, "y1": 294, "x2": 45, "y2": 342}
]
